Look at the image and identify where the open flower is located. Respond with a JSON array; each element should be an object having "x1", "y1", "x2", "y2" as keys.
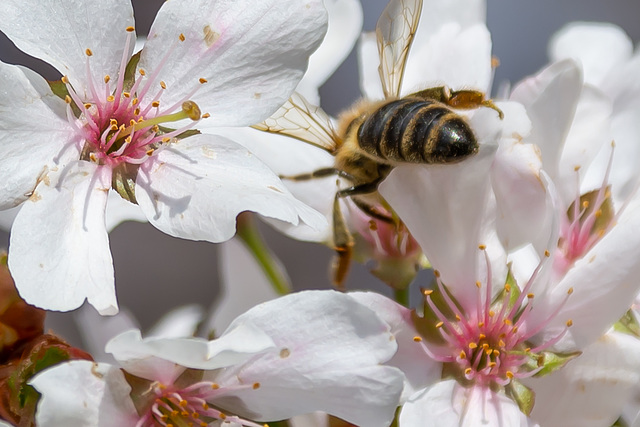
[
  {"x1": 0, "y1": 0, "x2": 328, "y2": 314},
  {"x1": 31, "y1": 291, "x2": 404, "y2": 427}
]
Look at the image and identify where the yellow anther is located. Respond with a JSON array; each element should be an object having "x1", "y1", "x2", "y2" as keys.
[
  {"x1": 104, "y1": 75, "x2": 111, "y2": 84},
  {"x1": 582, "y1": 200, "x2": 590, "y2": 209},
  {"x1": 132, "y1": 98, "x2": 139, "y2": 106},
  {"x1": 129, "y1": 119, "x2": 136, "y2": 126},
  {"x1": 152, "y1": 101, "x2": 160, "y2": 108},
  {"x1": 475, "y1": 281, "x2": 482, "y2": 289},
  {"x1": 465, "y1": 368, "x2": 472, "y2": 375},
  {"x1": 182, "y1": 101, "x2": 202, "y2": 120},
  {"x1": 478, "y1": 333, "x2": 486, "y2": 340},
  {"x1": 123, "y1": 92, "x2": 130, "y2": 98},
  {"x1": 595, "y1": 209, "x2": 602, "y2": 218},
  {"x1": 498, "y1": 339, "x2": 505, "y2": 347},
  {"x1": 202, "y1": 403, "x2": 209, "y2": 410},
  {"x1": 211, "y1": 383, "x2": 220, "y2": 389},
  {"x1": 126, "y1": 26, "x2": 135, "y2": 32},
  {"x1": 544, "y1": 250, "x2": 550, "y2": 257},
  {"x1": 468, "y1": 342, "x2": 478, "y2": 349},
  {"x1": 503, "y1": 319, "x2": 512, "y2": 326},
  {"x1": 434, "y1": 270, "x2": 441, "y2": 278},
  {"x1": 192, "y1": 413, "x2": 200, "y2": 418},
  {"x1": 110, "y1": 124, "x2": 118, "y2": 131},
  {"x1": 134, "y1": 108, "x2": 141, "y2": 116},
  {"x1": 199, "y1": 77, "x2": 208, "y2": 84},
  {"x1": 61, "y1": 76, "x2": 70, "y2": 84},
  {"x1": 566, "y1": 319, "x2": 573, "y2": 327},
  {"x1": 160, "y1": 81, "x2": 167, "y2": 89},
  {"x1": 107, "y1": 95, "x2": 115, "y2": 102},
  {"x1": 574, "y1": 165, "x2": 581, "y2": 172},
  {"x1": 477, "y1": 322, "x2": 484, "y2": 327},
  {"x1": 511, "y1": 327, "x2": 518, "y2": 334},
  {"x1": 179, "y1": 400, "x2": 188, "y2": 407},
  {"x1": 253, "y1": 382, "x2": 261, "y2": 390},
  {"x1": 488, "y1": 310, "x2": 495, "y2": 317},
  {"x1": 493, "y1": 349, "x2": 500, "y2": 356},
  {"x1": 139, "y1": 69, "x2": 146, "y2": 76},
  {"x1": 413, "y1": 336, "x2": 422, "y2": 342},
  {"x1": 504, "y1": 283, "x2": 511, "y2": 292},
  {"x1": 162, "y1": 137, "x2": 171, "y2": 143},
  {"x1": 478, "y1": 244, "x2": 486, "y2": 250},
  {"x1": 423, "y1": 289, "x2": 433, "y2": 296},
  {"x1": 435, "y1": 321, "x2": 444, "y2": 328},
  {"x1": 525, "y1": 347, "x2": 531, "y2": 352},
  {"x1": 219, "y1": 413, "x2": 227, "y2": 420},
  {"x1": 84, "y1": 103, "x2": 92, "y2": 109},
  {"x1": 64, "y1": 95, "x2": 72, "y2": 104},
  {"x1": 455, "y1": 314, "x2": 461, "y2": 321},
  {"x1": 202, "y1": 113, "x2": 211, "y2": 118},
  {"x1": 567, "y1": 287, "x2": 574, "y2": 295},
  {"x1": 179, "y1": 33, "x2": 186, "y2": 42},
  {"x1": 85, "y1": 48, "x2": 93, "y2": 56},
  {"x1": 459, "y1": 351, "x2": 466, "y2": 359},
  {"x1": 488, "y1": 362, "x2": 496, "y2": 367},
  {"x1": 527, "y1": 293, "x2": 534, "y2": 299},
  {"x1": 506, "y1": 371, "x2": 514, "y2": 379},
  {"x1": 146, "y1": 149, "x2": 155, "y2": 156}
]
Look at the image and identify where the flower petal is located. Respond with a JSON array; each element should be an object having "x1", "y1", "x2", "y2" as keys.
[
  {"x1": 205, "y1": 238, "x2": 279, "y2": 334},
  {"x1": 31, "y1": 360, "x2": 138, "y2": 427},
  {"x1": 75, "y1": 304, "x2": 139, "y2": 362},
  {"x1": 549, "y1": 22, "x2": 632, "y2": 87},
  {"x1": 526, "y1": 331, "x2": 640, "y2": 427},
  {"x1": 104, "y1": 191, "x2": 148, "y2": 232},
  {"x1": 8, "y1": 162, "x2": 117, "y2": 315},
  {"x1": 541, "y1": 196, "x2": 640, "y2": 349},
  {"x1": 0, "y1": 62, "x2": 77, "y2": 210},
  {"x1": 349, "y1": 291, "x2": 440, "y2": 401},
  {"x1": 135, "y1": 134, "x2": 327, "y2": 243},
  {"x1": 399, "y1": 380, "x2": 534, "y2": 427},
  {"x1": 215, "y1": 290, "x2": 404, "y2": 427},
  {"x1": 211, "y1": 127, "x2": 335, "y2": 242},
  {"x1": 510, "y1": 59, "x2": 583, "y2": 189},
  {"x1": 0, "y1": 0, "x2": 134, "y2": 98},
  {"x1": 106, "y1": 323, "x2": 275, "y2": 383},
  {"x1": 140, "y1": 0, "x2": 328, "y2": 126},
  {"x1": 403, "y1": 23, "x2": 493, "y2": 94},
  {"x1": 379, "y1": 143, "x2": 497, "y2": 308},
  {"x1": 297, "y1": 0, "x2": 363, "y2": 104}
]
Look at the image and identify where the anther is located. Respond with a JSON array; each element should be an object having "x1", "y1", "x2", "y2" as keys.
[
  {"x1": 468, "y1": 342, "x2": 478, "y2": 349},
  {"x1": 478, "y1": 244, "x2": 486, "y2": 250},
  {"x1": 574, "y1": 165, "x2": 581, "y2": 172},
  {"x1": 506, "y1": 371, "x2": 514, "y2": 379},
  {"x1": 423, "y1": 289, "x2": 433, "y2": 296},
  {"x1": 123, "y1": 92, "x2": 131, "y2": 98},
  {"x1": 85, "y1": 48, "x2": 93, "y2": 57},
  {"x1": 152, "y1": 101, "x2": 160, "y2": 108},
  {"x1": 202, "y1": 403, "x2": 209, "y2": 410},
  {"x1": 211, "y1": 383, "x2": 220, "y2": 390},
  {"x1": 107, "y1": 95, "x2": 115, "y2": 102},
  {"x1": 179, "y1": 400, "x2": 188, "y2": 407},
  {"x1": 413, "y1": 336, "x2": 422, "y2": 342},
  {"x1": 253, "y1": 382, "x2": 261, "y2": 389},
  {"x1": 139, "y1": 69, "x2": 146, "y2": 76},
  {"x1": 435, "y1": 321, "x2": 444, "y2": 328},
  {"x1": 544, "y1": 250, "x2": 550, "y2": 257},
  {"x1": 132, "y1": 98, "x2": 139, "y2": 106},
  {"x1": 567, "y1": 287, "x2": 574, "y2": 295},
  {"x1": 504, "y1": 283, "x2": 511, "y2": 292},
  {"x1": 104, "y1": 75, "x2": 111, "y2": 84},
  {"x1": 61, "y1": 76, "x2": 70, "y2": 84},
  {"x1": 179, "y1": 33, "x2": 186, "y2": 42},
  {"x1": 465, "y1": 368, "x2": 472, "y2": 375},
  {"x1": 566, "y1": 319, "x2": 573, "y2": 327},
  {"x1": 64, "y1": 95, "x2": 72, "y2": 104},
  {"x1": 475, "y1": 281, "x2": 482, "y2": 289},
  {"x1": 199, "y1": 78, "x2": 208, "y2": 84},
  {"x1": 219, "y1": 413, "x2": 227, "y2": 420},
  {"x1": 478, "y1": 333, "x2": 486, "y2": 340},
  {"x1": 434, "y1": 270, "x2": 441, "y2": 278},
  {"x1": 84, "y1": 103, "x2": 92, "y2": 109},
  {"x1": 489, "y1": 310, "x2": 495, "y2": 317},
  {"x1": 459, "y1": 351, "x2": 466, "y2": 359},
  {"x1": 126, "y1": 26, "x2": 135, "y2": 32},
  {"x1": 202, "y1": 113, "x2": 211, "y2": 119},
  {"x1": 160, "y1": 81, "x2": 167, "y2": 89},
  {"x1": 182, "y1": 101, "x2": 202, "y2": 120},
  {"x1": 527, "y1": 293, "x2": 534, "y2": 299}
]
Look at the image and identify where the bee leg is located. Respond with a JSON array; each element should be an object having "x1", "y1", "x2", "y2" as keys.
[
  {"x1": 446, "y1": 89, "x2": 504, "y2": 120},
  {"x1": 351, "y1": 197, "x2": 394, "y2": 223},
  {"x1": 330, "y1": 179, "x2": 383, "y2": 288},
  {"x1": 279, "y1": 167, "x2": 357, "y2": 182},
  {"x1": 408, "y1": 86, "x2": 451, "y2": 102}
]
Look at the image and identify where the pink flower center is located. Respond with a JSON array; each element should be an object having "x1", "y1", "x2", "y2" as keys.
[
  {"x1": 136, "y1": 379, "x2": 265, "y2": 427},
  {"x1": 63, "y1": 27, "x2": 206, "y2": 170},
  {"x1": 555, "y1": 143, "x2": 616, "y2": 276},
  {"x1": 419, "y1": 247, "x2": 573, "y2": 388}
]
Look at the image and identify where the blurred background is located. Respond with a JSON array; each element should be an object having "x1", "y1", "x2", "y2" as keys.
[{"x1": 1, "y1": 0, "x2": 640, "y2": 346}]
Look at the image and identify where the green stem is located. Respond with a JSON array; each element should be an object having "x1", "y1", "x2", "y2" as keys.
[
  {"x1": 394, "y1": 287, "x2": 409, "y2": 308},
  {"x1": 236, "y1": 212, "x2": 292, "y2": 296}
]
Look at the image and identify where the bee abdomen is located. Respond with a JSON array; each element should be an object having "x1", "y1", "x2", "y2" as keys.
[{"x1": 356, "y1": 99, "x2": 478, "y2": 164}]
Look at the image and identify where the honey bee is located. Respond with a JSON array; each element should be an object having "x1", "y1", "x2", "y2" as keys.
[{"x1": 254, "y1": 0, "x2": 502, "y2": 287}]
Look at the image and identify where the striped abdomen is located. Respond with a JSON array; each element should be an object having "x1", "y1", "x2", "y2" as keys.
[{"x1": 356, "y1": 98, "x2": 478, "y2": 164}]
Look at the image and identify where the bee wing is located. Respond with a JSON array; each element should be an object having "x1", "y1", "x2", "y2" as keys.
[
  {"x1": 252, "y1": 92, "x2": 339, "y2": 154},
  {"x1": 376, "y1": 0, "x2": 423, "y2": 98}
]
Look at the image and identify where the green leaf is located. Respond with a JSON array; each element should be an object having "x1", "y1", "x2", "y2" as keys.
[
  {"x1": 614, "y1": 310, "x2": 640, "y2": 338},
  {"x1": 506, "y1": 379, "x2": 535, "y2": 416},
  {"x1": 533, "y1": 350, "x2": 581, "y2": 377}
]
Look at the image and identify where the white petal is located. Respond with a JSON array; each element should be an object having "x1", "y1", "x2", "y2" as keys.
[
  {"x1": 542, "y1": 196, "x2": 640, "y2": 349},
  {"x1": 297, "y1": 0, "x2": 363, "y2": 103},
  {"x1": 31, "y1": 360, "x2": 138, "y2": 427},
  {"x1": 510, "y1": 59, "x2": 583, "y2": 187},
  {"x1": 216, "y1": 290, "x2": 404, "y2": 427},
  {"x1": 415, "y1": 0, "x2": 486, "y2": 40},
  {"x1": 211, "y1": 127, "x2": 335, "y2": 242},
  {"x1": 527, "y1": 331, "x2": 640, "y2": 427},
  {"x1": 8, "y1": 162, "x2": 117, "y2": 315},
  {"x1": 399, "y1": 380, "x2": 534, "y2": 427},
  {"x1": 140, "y1": 0, "x2": 328, "y2": 126},
  {"x1": 0, "y1": 0, "x2": 134, "y2": 98},
  {"x1": 106, "y1": 324, "x2": 275, "y2": 383},
  {"x1": 75, "y1": 304, "x2": 139, "y2": 362},
  {"x1": 349, "y1": 291, "x2": 440, "y2": 401},
  {"x1": 0, "y1": 62, "x2": 77, "y2": 210},
  {"x1": 206, "y1": 238, "x2": 279, "y2": 334},
  {"x1": 403, "y1": 23, "x2": 492, "y2": 94},
  {"x1": 549, "y1": 22, "x2": 633, "y2": 87},
  {"x1": 104, "y1": 191, "x2": 148, "y2": 232},
  {"x1": 135, "y1": 134, "x2": 327, "y2": 243},
  {"x1": 358, "y1": 32, "x2": 385, "y2": 100},
  {"x1": 379, "y1": 143, "x2": 497, "y2": 309},
  {"x1": 147, "y1": 304, "x2": 204, "y2": 338}
]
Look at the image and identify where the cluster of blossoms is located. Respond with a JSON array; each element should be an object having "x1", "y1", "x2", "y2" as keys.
[{"x1": 2, "y1": 0, "x2": 640, "y2": 426}]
